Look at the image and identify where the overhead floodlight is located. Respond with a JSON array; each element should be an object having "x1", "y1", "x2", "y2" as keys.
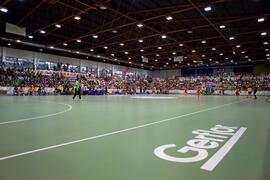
[
  {"x1": 192, "y1": 50, "x2": 196, "y2": 53},
  {"x1": 166, "y1": 16, "x2": 173, "y2": 20},
  {"x1": 124, "y1": 51, "x2": 128, "y2": 55},
  {"x1": 212, "y1": 48, "x2": 216, "y2": 51},
  {"x1": 76, "y1": 39, "x2": 81, "y2": 43},
  {"x1": 241, "y1": 51, "x2": 245, "y2": 54},
  {"x1": 137, "y1": 23, "x2": 143, "y2": 28},
  {"x1": 138, "y1": 39, "x2": 143, "y2": 43},
  {"x1": 40, "y1": 30, "x2": 46, "y2": 34},
  {"x1": 63, "y1": 43, "x2": 68, "y2": 46},
  {"x1": 229, "y1": 36, "x2": 235, "y2": 40},
  {"x1": 204, "y1": 6, "x2": 212, "y2": 12},
  {"x1": 16, "y1": 40, "x2": 21, "y2": 43},
  {"x1": 55, "y1": 24, "x2": 61, "y2": 28},
  {"x1": 261, "y1": 32, "x2": 267, "y2": 36},
  {"x1": 158, "y1": 47, "x2": 162, "y2": 49},
  {"x1": 236, "y1": 45, "x2": 241, "y2": 48},
  {"x1": 179, "y1": 43, "x2": 184, "y2": 46},
  {"x1": 161, "y1": 35, "x2": 167, "y2": 39},
  {"x1": 92, "y1": 35, "x2": 98, "y2": 39},
  {"x1": 119, "y1": 43, "x2": 124, "y2": 46},
  {"x1": 156, "y1": 54, "x2": 160, "y2": 57},
  {"x1": 90, "y1": 49, "x2": 94, "y2": 52},
  {"x1": 219, "y1": 25, "x2": 226, "y2": 29},
  {"x1": 0, "y1": 8, "x2": 8, "y2": 13},
  {"x1": 28, "y1": 35, "x2": 34, "y2": 39},
  {"x1": 104, "y1": 46, "x2": 108, "y2": 49},
  {"x1": 257, "y1": 18, "x2": 265, "y2": 22},
  {"x1": 74, "y1": 16, "x2": 81, "y2": 20},
  {"x1": 76, "y1": 51, "x2": 80, "y2": 54},
  {"x1": 140, "y1": 49, "x2": 144, "y2": 52},
  {"x1": 264, "y1": 42, "x2": 268, "y2": 45},
  {"x1": 201, "y1": 40, "x2": 207, "y2": 44},
  {"x1": 172, "y1": 52, "x2": 176, "y2": 55},
  {"x1": 99, "y1": 5, "x2": 107, "y2": 10},
  {"x1": 50, "y1": 46, "x2": 54, "y2": 49},
  {"x1": 219, "y1": 53, "x2": 223, "y2": 56},
  {"x1": 112, "y1": 30, "x2": 118, "y2": 33}
]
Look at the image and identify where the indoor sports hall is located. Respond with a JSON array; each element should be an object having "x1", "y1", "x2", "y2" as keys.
[{"x1": 0, "y1": 0, "x2": 270, "y2": 180}]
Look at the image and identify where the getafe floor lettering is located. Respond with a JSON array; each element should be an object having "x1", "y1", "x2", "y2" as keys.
[{"x1": 154, "y1": 125, "x2": 247, "y2": 171}]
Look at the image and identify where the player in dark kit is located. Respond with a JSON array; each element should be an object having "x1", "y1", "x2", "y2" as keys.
[
  {"x1": 253, "y1": 85, "x2": 257, "y2": 99},
  {"x1": 73, "y1": 78, "x2": 81, "y2": 100}
]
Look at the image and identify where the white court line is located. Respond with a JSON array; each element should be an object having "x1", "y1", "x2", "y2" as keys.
[
  {"x1": 0, "y1": 102, "x2": 72, "y2": 125},
  {"x1": 131, "y1": 96, "x2": 177, "y2": 99},
  {"x1": 0, "y1": 99, "x2": 247, "y2": 161},
  {"x1": 200, "y1": 127, "x2": 247, "y2": 171}
]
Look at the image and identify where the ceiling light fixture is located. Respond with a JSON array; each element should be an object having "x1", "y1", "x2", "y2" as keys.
[
  {"x1": 0, "y1": 8, "x2": 8, "y2": 13},
  {"x1": 55, "y1": 24, "x2": 61, "y2": 28},
  {"x1": 257, "y1": 17, "x2": 265, "y2": 22},
  {"x1": 166, "y1": 16, "x2": 173, "y2": 20},
  {"x1": 219, "y1": 25, "x2": 226, "y2": 29},
  {"x1": 92, "y1": 35, "x2": 98, "y2": 39},
  {"x1": 201, "y1": 40, "x2": 207, "y2": 44},
  {"x1": 204, "y1": 6, "x2": 212, "y2": 12},
  {"x1": 40, "y1": 30, "x2": 46, "y2": 34},
  {"x1": 261, "y1": 32, "x2": 267, "y2": 36},
  {"x1": 161, "y1": 35, "x2": 167, "y2": 39},
  {"x1": 138, "y1": 39, "x2": 143, "y2": 43},
  {"x1": 137, "y1": 23, "x2": 143, "y2": 28},
  {"x1": 28, "y1": 35, "x2": 33, "y2": 39},
  {"x1": 74, "y1": 16, "x2": 81, "y2": 20}
]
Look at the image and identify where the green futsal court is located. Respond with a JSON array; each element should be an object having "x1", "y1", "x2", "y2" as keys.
[{"x1": 0, "y1": 95, "x2": 269, "y2": 180}]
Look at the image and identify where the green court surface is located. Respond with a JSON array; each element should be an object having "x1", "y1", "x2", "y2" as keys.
[{"x1": 0, "y1": 95, "x2": 269, "y2": 180}]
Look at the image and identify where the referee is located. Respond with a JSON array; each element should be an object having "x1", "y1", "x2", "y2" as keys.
[{"x1": 73, "y1": 78, "x2": 81, "y2": 100}]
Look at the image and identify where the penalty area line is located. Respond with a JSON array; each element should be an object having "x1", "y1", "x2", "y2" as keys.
[{"x1": 0, "y1": 99, "x2": 247, "y2": 161}]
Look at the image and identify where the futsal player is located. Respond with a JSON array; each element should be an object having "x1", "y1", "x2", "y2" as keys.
[
  {"x1": 73, "y1": 78, "x2": 81, "y2": 100},
  {"x1": 253, "y1": 85, "x2": 258, "y2": 99},
  {"x1": 247, "y1": 87, "x2": 252, "y2": 98}
]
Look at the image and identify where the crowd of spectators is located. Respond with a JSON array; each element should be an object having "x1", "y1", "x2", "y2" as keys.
[{"x1": 1, "y1": 66, "x2": 270, "y2": 96}]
